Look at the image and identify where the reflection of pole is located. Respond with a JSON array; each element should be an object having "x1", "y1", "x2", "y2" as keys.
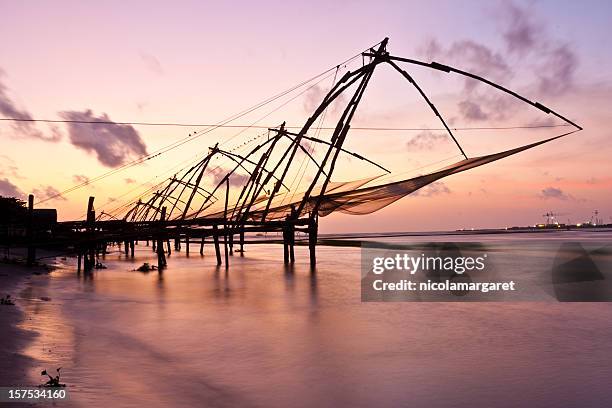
[{"x1": 26, "y1": 194, "x2": 35, "y2": 266}]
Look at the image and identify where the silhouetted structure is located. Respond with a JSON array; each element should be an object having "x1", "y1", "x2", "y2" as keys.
[{"x1": 2, "y1": 38, "x2": 582, "y2": 271}]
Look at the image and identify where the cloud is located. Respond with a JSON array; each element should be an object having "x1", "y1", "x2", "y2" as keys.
[
  {"x1": 406, "y1": 130, "x2": 449, "y2": 150},
  {"x1": 124, "y1": 177, "x2": 136, "y2": 184},
  {"x1": 501, "y1": 1, "x2": 540, "y2": 54},
  {"x1": 0, "y1": 72, "x2": 61, "y2": 142},
  {"x1": 457, "y1": 100, "x2": 489, "y2": 121},
  {"x1": 209, "y1": 167, "x2": 250, "y2": 187},
  {"x1": 0, "y1": 178, "x2": 24, "y2": 198},
  {"x1": 0, "y1": 155, "x2": 22, "y2": 179},
  {"x1": 139, "y1": 52, "x2": 164, "y2": 75},
  {"x1": 422, "y1": 39, "x2": 510, "y2": 86},
  {"x1": 536, "y1": 45, "x2": 578, "y2": 97},
  {"x1": 33, "y1": 185, "x2": 66, "y2": 201},
  {"x1": 303, "y1": 84, "x2": 346, "y2": 114},
  {"x1": 412, "y1": 181, "x2": 451, "y2": 197},
  {"x1": 73, "y1": 174, "x2": 90, "y2": 184},
  {"x1": 539, "y1": 187, "x2": 573, "y2": 201},
  {"x1": 418, "y1": 1, "x2": 579, "y2": 122},
  {"x1": 60, "y1": 110, "x2": 148, "y2": 168}
]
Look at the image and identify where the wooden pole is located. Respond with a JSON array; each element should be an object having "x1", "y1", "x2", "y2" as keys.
[
  {"x1": 185, "y1": 236, "x2": 190, "y2": 255},
  {"x1": 86, "y1": 197, "x2": 95, "y2": 271},
  {"x1": 157, "y1": 207, "x2": 167, "y2": 268},
  {"x1": 239, "y1": 229, "x2": 244, "y2": 254},
  {"x1": 289, "y1": 222, "x2": 295, "y2": 263},
  {"x1": 308, "y1": 217, "x2": 318, "y2": 269},
  {"x1": 224, "y1": 178, "x2": 230, "y2": 268},
  {"x1": 283, "y1": 224, "x2": 289, "y2": 265},
  {"x1": 213, "y1": 226, "x2": 221, "y2": 265},
  {"x1": 26, "y1": 194, "x2": 35, "y2": 266},
  {"x1": 200, "y1": 237, "x2": 205, "y2": 255}
]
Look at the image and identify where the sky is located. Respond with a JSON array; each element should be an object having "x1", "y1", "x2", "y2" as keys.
[{"x1": 0, "y1": 0, "x2": 611, "y2": 233}]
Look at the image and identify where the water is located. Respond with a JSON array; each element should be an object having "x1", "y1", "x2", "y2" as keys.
[{"x1": 17, "y1": 232, "x2": 612, "y2": 407}]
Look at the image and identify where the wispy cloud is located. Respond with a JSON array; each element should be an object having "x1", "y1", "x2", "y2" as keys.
[
  {"x1": 0, "y1": 155, "x2": 22, "y2": 179},
  {"x1": 0, "y1": 178, "x2": 24, "y2": 198},
  {"x1": 412, "y1": 181, "x2": 451, "y2": 197},
  {"x1": 419, "y1": 1, "x2": 579, "y2": 122},
  {"x1": 209, "y1": 167, "x2": 250, "y2": 187},
  {"x1": 73, "y1": 174, "x2": 90, "y2": 184},
  {"x1": 139, "y1": 52, "x2": 164, "y2": 75},
  {"x1": 0, "y1": 71, "x2": 61, "y2": 142},
  {"x1": 60, "y1": 110, "x2": 148, "y2": 168},
  {"x1": 539, "y1": 186, "x2": 574, "y2": 201},
  {"x1": 33, "y1": 185, "x2": 67, "y2": 201},
  {"x1": 406, "y1": 130, "x2": 449, "y2": 150},
  {"x1": 303, "y1": 84, "x2": 346, "y2": 115}
]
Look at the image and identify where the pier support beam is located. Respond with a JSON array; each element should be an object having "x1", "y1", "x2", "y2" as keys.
[
  {"x1": 157, "y1": 207, "x2": 167, "y2": 269},
  {"x1": 283, "y1": 224, "x2": 289, "y2": 265},
  {"x1": 213, "y1": 226, "x2": 222, "y2": 265},
  {"x1": 308, "y1": 218, "x2": 318, "y2": 269},
  {"x1": 26, "y1": 194, "x2": 35, "y2": 266}
]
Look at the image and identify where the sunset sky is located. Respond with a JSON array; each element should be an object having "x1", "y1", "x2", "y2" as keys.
[{"x1": 0, "y1": 0, "x2": 610, "y2": 232}]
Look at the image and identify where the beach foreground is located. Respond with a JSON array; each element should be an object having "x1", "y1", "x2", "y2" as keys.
[{"x1": 1, "y1": 237, "x2": 611, "y2": 407}]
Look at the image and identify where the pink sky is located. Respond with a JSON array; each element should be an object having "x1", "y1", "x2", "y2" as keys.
[{"x1": 0, "y1": 0, "x2": 611, "y2": 232}]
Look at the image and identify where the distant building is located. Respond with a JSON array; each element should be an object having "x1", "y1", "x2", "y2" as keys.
[{"x1": 33, "y1": 209, "x2": 58, "y2": 226}]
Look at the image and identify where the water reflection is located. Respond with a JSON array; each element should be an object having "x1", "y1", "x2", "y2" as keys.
[{"x1": 15, "y1": 239, "x2": 612, "y2": 407}]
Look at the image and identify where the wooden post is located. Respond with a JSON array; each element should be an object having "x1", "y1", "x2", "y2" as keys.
[
  {"x1": 77, "y1": 252, "x2": 82, "y2": 273},
  {"x1": 86, "y1": 197, "x2": 95, "y2": 271},
  {"x1": 308, "y1": 217, "x2": 318, "y2": 269},
  {"x1": 223, "y1": 178, "x2": 230, "y2": 268},
  {"x1": 157, "y1": 207, "x2": 167, "y2": 268},
  {"x1": 213, "y1": 225, "x2": 221, "y2": 265},
  {"x1": 26, "y1": 194, "x2": 35, "y2": 266},
  {"x1": 124, "y1": 240, "x2": 129, "y2": 255},
  {"x1": 130, "y1": 240, "x2": 135, "y2": 257},
  {"x1": 283, "y1": 224, "x2": 289, "y2": 265},
  {"x1": 200, "y1": 237, "x2": 205, "y2": 255},
  {"x1": 166, "y1": 240, "x2": 171, "y2": 256},
  {"x1": 185, "y1": 236, "x2": 190, "y2": 255},
  {"x1": 289, "y1": 222, "x2": 295, "y2": 263}
]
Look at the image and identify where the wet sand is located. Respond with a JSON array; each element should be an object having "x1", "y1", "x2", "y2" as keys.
[{"x1": 0, "y1": 262, "x2": 49, "y2": 388}]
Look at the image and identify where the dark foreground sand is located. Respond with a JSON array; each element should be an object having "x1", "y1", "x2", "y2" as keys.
[{"x1": 0, "y1": 262, "x2": 48, "y2": 388}]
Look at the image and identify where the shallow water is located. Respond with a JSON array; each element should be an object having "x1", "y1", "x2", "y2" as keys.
[{"x1": 17, "y1": 233, "x2": 612, "y2": 407}]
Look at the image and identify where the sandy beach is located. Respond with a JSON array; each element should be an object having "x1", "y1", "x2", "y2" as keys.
[{"x1": 0, "y1": 261, "x2": 50, "y2": 388}]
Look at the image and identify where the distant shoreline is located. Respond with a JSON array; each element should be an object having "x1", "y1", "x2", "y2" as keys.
[{"x1": 241, "y1": 226, "x2": 612, "y2": 246}]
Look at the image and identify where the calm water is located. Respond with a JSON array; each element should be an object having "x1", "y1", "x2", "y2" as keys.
[{"x1": 17, "y1": 231, "x2": 612, "y2": 407}]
